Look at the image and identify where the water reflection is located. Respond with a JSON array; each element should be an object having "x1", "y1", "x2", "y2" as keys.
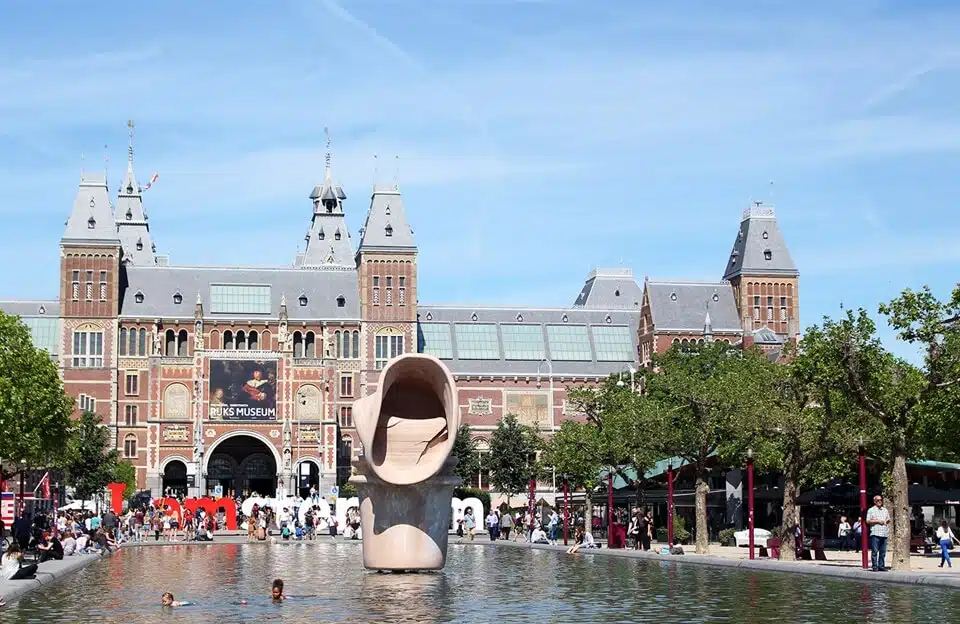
[{"x1": 4, "y1": 543, "x2": 959, "y2": 623}]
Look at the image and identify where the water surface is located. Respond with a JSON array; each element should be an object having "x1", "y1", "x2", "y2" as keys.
[{"x1": 6, "y1": 542, "x2": 958, "y2": 623}]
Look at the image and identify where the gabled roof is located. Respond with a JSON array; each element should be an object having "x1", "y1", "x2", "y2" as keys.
[
  {"x1": 356, "y1": 184, "x2": 416, "y2": 253},
  {"x1": 61, "y1": 174, "x2": 121, "y2": 245},
  {"x1": 723, "y1": 202, "x2": 798, "y2": 280},
  {"x1": 645, "y1": 280, "x2": 742, "y2": 333},
  {"x1": 573, "y1": 268, "x2": 643, "y2": 309},
  {"x1": 119, "y1": 265, "x2": 360, "y2": 320},
  {"x1": 115, "y1": 142, "x2": 157, "y2": 266}
]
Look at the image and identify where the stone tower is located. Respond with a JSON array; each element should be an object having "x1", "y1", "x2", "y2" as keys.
[
  {"x1": 296, "y1": 129, "x2": 354, "y2": 268},
  {"x1": 115, "y1": 121, "x2": 157, "y2": 267},
  {"x1": 59, "y1": 166, "x2": 122, "y2": 434},
  {"x1": 722, "y1": 200, "x2": 799, "y2": 339}
]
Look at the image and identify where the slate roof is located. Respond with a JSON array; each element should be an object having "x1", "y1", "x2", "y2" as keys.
[
  {"x1": 299, "y1": 167, "x2": 355, "y2": 268},
  {"x1": 573, "y1": 268, "x2": 643, "y2": 309},
  {"x1": 416, "y1": 304, "x2": 639, "y2": 377},
  {"x1": 119, "y1": 265, "x2": 360, "y2": 320},
  {"x1": 115, "y1": 159, "x2": 157, "y2": 266},
  {"x1": 0, "y1": 300, "x2": 60, "y2": 355},
  {"x1": 645, "y1": 280, "x2": 742, "y2": 333},
  {"x1": 61, "y1": 174, "x2": 121, "y2": 244},
  {"x1": 723, "y1": 202, "x2": 798, "y2": 280},
  {"x1": 356, "y1": 184, "x2": 416, "y2": 253},
  {"x1": 0, "y1": 300, "x2": 59, "y2": 317}
]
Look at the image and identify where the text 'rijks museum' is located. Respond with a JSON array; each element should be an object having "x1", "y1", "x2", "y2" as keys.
[{"x1": 0, "y1": 129, "x2": 800, "y2": 502}]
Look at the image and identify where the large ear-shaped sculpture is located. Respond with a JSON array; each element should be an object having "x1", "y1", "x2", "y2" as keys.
[{"x1": 354, "y1": 353, "x2": 459, "y2": 486}]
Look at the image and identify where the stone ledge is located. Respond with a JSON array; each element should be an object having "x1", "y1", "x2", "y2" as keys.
[
  {"x1": 0, "y1": 552, "x2": 110, "y2": 604},
  {"x1": 476, "y1": 539, "x2": 960, "y2": 590}
]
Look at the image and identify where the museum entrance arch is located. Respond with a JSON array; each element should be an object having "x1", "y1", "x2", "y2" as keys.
[
  {"x1": 296, "y1": 459, "x2": 320, "y2": 499},
  {"x1": 205, "y1": 434, "x2": 279, "y2": 498},
  {"x1": 162, "y1": 460, "x2": 188, "y2": 498}
]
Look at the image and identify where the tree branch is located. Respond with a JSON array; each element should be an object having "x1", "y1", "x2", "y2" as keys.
[{"x1": 840, "y1": 341, "x2": 890, "y2": 423}]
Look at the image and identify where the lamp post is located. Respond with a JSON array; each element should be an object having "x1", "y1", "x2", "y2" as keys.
[
  {"x1": 858, "y1": 436, "x2": 868, "y2": 569},
  {"x1": 18, "y1": 459, "x2": 26, "y2": 518},
  {"x1": 562, "y1": 473, "x2": 570, "y2": 546},
  {"x1": 747, "y1": 448, "x2": 755, "y2": 560},
  {"x1": 667, "y1": 463, "x2": 675, "y2": 546},
  {"x1": 616, "y1": 367, "x2": 637, "y2": 392},
  {"x1": 607, "y1": 473, "x2": 615, "y2": 547},
  {"x1": 528, "y1": 475, "x2": 536, "y2": 539}
]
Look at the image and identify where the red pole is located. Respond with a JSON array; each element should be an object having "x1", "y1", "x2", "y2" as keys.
[
  {"x1": 607, "y1": 473, "x2": 614, "y2": 547},
  {"x1": 528, "y1": 477, "x2": 536, "y2": 536},
  {"x1": 859, "y1": 442, "x2": 868, "y2": 569},
  {"x1": 667, "y1": 464, "x2": 674, "y2": 546},
  {"x1": 563, "y1": 478, "x2": 570, "y2": 546},
  {"x1": 747, "y1": 451, "x2": 755, "y2": 560}
]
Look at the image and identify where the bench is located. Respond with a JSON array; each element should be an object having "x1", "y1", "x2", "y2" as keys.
[{"x1": 910, "y1": 537, "x2": 933, "y2": 554}]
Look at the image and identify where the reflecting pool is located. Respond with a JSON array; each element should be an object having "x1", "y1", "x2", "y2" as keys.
[{"x1": 6, "y1": 542, "x2": 959, "y2": 623}]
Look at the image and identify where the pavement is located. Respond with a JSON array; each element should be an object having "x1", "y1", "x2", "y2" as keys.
[{"x1": 0, "y1": 552, "x2": 111, "y2": 605}]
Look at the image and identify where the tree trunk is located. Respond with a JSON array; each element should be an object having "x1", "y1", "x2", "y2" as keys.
[
  {"x1": 778, "y1": 472, "x2": 801, "y2": 561},
  {"x1": 695, "y1": 473, "x2": 709, "y2": 554},
  {"x1": 888, "y1": 447, "x2": 911, "y2": 571},
  {"x1": 584, "y1": 490, "x2": 594, "y2": 539}
]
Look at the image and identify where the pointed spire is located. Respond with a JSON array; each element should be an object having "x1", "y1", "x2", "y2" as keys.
[
  {"x1": 127, "y1": 119, "x2": 135, "y2": 173},
  {"x1": 298, "y1": 126, "x2": 352, "y2": 267},
  {"x1": 115, "y1": 120, "x2": 156, "y2": 265},
  {"x1": 324, "y1": 126, "x2": 332, "y2": 183},
  {"x1": 703, "y1": 304, "x2": 714, "y2": 342}
]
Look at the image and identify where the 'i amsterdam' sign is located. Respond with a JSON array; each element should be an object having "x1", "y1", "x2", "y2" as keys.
[{"x1": 208, "y1": 359, "x2": 278, "y2": 421}]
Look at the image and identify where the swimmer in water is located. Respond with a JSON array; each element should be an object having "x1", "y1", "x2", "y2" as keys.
[
  {"x1": 161, "y1": 592, "x2": 191, "y2": 607},
  {"x1": 271, "y1": 578, "x2": 285, "y2": 602}
]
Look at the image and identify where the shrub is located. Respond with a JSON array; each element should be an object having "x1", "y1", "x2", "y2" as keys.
[
  {"x1": 655, "y1": 514, "x2": 691, "y2": 544},
  {"x1": 718, "y1": 528, "x2": 737, "y2": 546},
  {"x1": 338, "y1": 483, "x2": 358, "y2": 498}
]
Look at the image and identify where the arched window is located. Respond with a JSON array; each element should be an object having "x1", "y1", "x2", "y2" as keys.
[
  {"x1": 305, "y1": 331, "x2": 316, "y2": 358},
  {"x1": 248, "y1": 330, "x2": 259, "y2": 350},
  {"x1": 293, "y1": 331, "x2": 304, "y2": 358},
  {"x1": 352, "y1": 331, "x2": 359, "y2": 359},
  {"x1": 341, "y1": 435, "x2": 353, "y2": 459},
  {"x1": 261, "y1": 330, "x2": 271, "y2": 350},
  {"x1": 223, "y1": 330, "x2": 234, "y2": 350},
  {"x1": 335, "y1": 331, "x2": 342, "y2": 359},
  {"x1": 177, "y1": 330, "x2": 188, "y2": 356},
  {"x1": 236, "y1": 330, "x2": 246, "y2": 350},
  {"x1": 165, "y1": 329, "x2": 176, "y2": 356},
  {"x1": 138, "y1": 328, "x2": 147, "y2": 355},
  {"x1": 119, "y1": 328, "x2": 128, "y2": 355},
  {"x1": 128, "y1": 327, "x2": 137, "y2": 356},
  {"x1": 123, "y1": 434, "x2": 137, "y2": 458}
]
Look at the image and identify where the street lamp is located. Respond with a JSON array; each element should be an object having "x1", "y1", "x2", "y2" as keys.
[
  {"x1": 667, "y1": 462, "x2": 675, "y2": 546},
  {"x1": 561, "y1": 473, "x2": 570, "y2": 546},
  {"x1": 616, "y1": 367, "x2": 637, "y2": 391},
  {"x1": 858, "y1": 435, "x2": 868, "y2": 569},
  {"x1": 19, "y1": 459, "x2": 26, "y2": 518},
  {"x1": 746, "y1": 448, "x2": 755, "y2": 560}
]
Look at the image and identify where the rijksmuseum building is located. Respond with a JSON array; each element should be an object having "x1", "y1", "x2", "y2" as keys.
[{"x1": 0, "y1": 132, "x2": 799, "y2": 503}]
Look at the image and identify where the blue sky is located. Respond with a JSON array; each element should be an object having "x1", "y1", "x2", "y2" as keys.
[{"x1": 1, "y1": 0, "x2": 958, "y2": 362}]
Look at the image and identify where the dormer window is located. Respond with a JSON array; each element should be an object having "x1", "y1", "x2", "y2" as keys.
[
  {"x1": 516, "y1": 313, "x2": 523, "y2": 322},
  {"x1": 385, "y1": 204, "x2": 391, "y2": 215},
  {"x1": 713, "y1": 293, "x2": 720, "y2": 302},
  {"x1": 764, "y1": 249, "x2": 773, "y2": 261},
  {"x1": 385, "y1": 224, "x2": 393, "y2": 237},
  {"x1": 87, "y1": 217, "x2": 96, "y2": 229},
  {"x1": 173, "y1": 293, "x2": 183, "y2": 305},
  {"x1": 336, "y1": 295, "x2": 346, "y2": 308},
  {"x1": 605, "y1": 315, "x2": 612, "y2": 323},
  {"x1": 762, "y1": 231, "x2": 769, "y2": 239},
  {"x1": 334, "y1": 230, "x2": 341, "y2": 241},
  {"x1": 425, "y1": 312, "x2": 433, "y2": 321},
  {"x1": 134, "y1": 291, "x2": 144, "y2": 304},
  {"x1": 670, "y1": 292, "x2": 678, "y2": 301},
  {"x1": 126, "y1": 184, "x2": 134, "y2": 194},
  {"x1": 299, "y1": 294, "x2": 308, "y2": 307},
  {"x1": 471, "y1": 312, "x2": 478, "y2": 322},
  {"x1": 325, "y1": 199, "x2": 335, "y2": 213},
  {"x1": 136, "y1": 238, "x2": 143, "y2": 251},
  {"x1": 38, "y1": 305, "x2": 45, "y2": 315},
  {"x1": 561, "y1": 314, "x2": 568, "y2": 323},
  {"x1": 319, "y1": 229, "x2": 325, "y2": 240},
  {"x1": 126, "y1": 209, "x2": 133, "y2": 220},
  {"x1": 614, "y1": 289, "x2": 620, "y2": 297}
]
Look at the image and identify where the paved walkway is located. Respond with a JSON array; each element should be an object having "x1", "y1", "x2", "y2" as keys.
[
  {"x1": 476, "y1": 538, "x2": 960, "y2": 589},
  {"x1": 0, "y1": 552, "x2": 110, "y2": 605}
]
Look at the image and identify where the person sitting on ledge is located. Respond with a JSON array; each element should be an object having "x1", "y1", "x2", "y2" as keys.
[
  {"x1": 161, "y1": 592, "x2": 191, "y2": 607},
  {"x1": 530, "y1": 525, "x2": 550, "y2": 544},
  {"x1": 566, "y1": 528, "x2": 599, "y2": 554},
  {"x1": 669, "y1": 538, "x2": 685, "y2": 555},
  {"x1": 2, "y1": 543, "x2": 38, "y2": 581},
  {"x1": 38, "y1": 531, "x2": 64, "y2": 562}
]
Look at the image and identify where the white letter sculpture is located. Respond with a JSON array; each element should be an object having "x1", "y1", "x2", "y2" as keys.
[{"x1": 349, "y1": 353, "x2": 461, "y2": 570}]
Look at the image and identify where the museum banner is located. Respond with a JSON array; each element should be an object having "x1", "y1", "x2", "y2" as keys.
[{"x1": 209, "y1": 359, "x2": 278, "y2": 420}]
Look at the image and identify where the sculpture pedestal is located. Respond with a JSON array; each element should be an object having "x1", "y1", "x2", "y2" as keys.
[{"x1": 350, "y1": 458, "x2": 461, "y2": 571}]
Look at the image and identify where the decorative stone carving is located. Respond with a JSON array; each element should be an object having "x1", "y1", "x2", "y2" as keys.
[
  {"x1": 295, "y1": 384, "x2": 322, "y2": 420},
  {"x1": 205, "y1": 429, "x2": 216, "y2": 438},
  {"x1": 298, "y1": 427, "x2": 319, "y2": 443},
  {"x1": 468, "y1": 397, "x2": 492, "y2": 416},
  {"x1": 269, "y1": 429, "x2": 280, "y2": 439},
  {"x1": 163, "y1": 383, "x2": 190, "y2": 420},
  {"x1": 163, "y1": 425, "x2": 189, "y2": 442},
  {"x1": 350, "y1": 353, "x2": 461, "y2": 571},
  {"x1": 153, "y1": 329, "x2": 162, "y2": 354}
]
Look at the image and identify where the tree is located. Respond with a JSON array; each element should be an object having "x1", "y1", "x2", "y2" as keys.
[
  {"x1": 112, "y1": 460, "x2": 137, "y2": 500},
  {"x1": 0, "y1": 311, "x2": 73, "y2": 480},
  {"x1": 451, "y1": 423, "x2": 480, "y2": 484},
  {"x1": 487, "y1": 414, "x2": 540, "y2": 507},
  {"x1": 63, "y1": 411, "x2": 119, "y2": 503},
  {"x1": 641, "y1": 341, "x2": 773, "y2": 554},
  {"x1": 825, "y1": 286, "x2": 960, "y2": 570},
  {"x1": 542, "y1": 420, "x2": 605, "y2": 536}
]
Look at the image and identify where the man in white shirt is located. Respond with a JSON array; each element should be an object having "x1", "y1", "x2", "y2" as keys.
[{"x1": 865, "y1": 495, "x2": 891, "y2": 571}]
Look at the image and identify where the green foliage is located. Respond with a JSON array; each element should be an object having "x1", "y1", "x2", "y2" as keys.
[
  {"x1": 63, "y1": 411, "x2": 120, "y2": 501},
  {"x1": 718, "y1": 527, "x2": 737, "y2": 545},
  {"x1": 112, "y1": 460, "x2": 137, "y2": 499},
  {"x1": 338, "y1": 482, "x2": 358, "y2": 498},
  {"x1": 0, "y1": 311, "x2": 73, "y2": 478},
  {"x1": 542, "y1": 420, "x2": 604, "y2": 492},
  {"x1": 453, "y1": 486, "x2": 491, "y2": 511},
  {"x1": 487, "y1": 414, "x2": 541, "y2": 498},
  {"x1": 451, "y1": 424, "x2": 480, "y2": 483},
  {"x1": 655, "y1": 515, "x2": 690, "y2": 543}
]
